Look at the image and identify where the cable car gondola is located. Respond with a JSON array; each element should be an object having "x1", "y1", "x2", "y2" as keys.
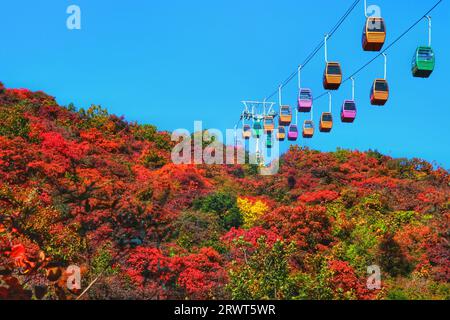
[
  {"x1": 279, "y1": 105, "x2": 292, "y2": 126},
  {"x1": 412, "y1": 17, "x2": 435, "y2": 78},
  {"x1": 319, "y1": 112, "x2": 333, "y2": 133},
  {"x1": 370, "y1": 79, "x2": 389, "y2": 106},
  {"x1": 341, "y1": 100, "x2": 357, "y2": 123},
  {"x1": 302, "y1": 120, "x2": 314, "y2": 138},
  {"x1": 362, "y1": 17, "x2": 386, "y2": 51},
  {"x1": 323, "y1": 62, "x2": 342, "y2": 90},
  {"x1": 276, "y1": 127, "x2": 286, "y2": 141},
  {"x1": 287, "y1": 124, "x2": 298, "y2": 141},
  {"x1": 266, "y1": 133, "x2": 273, "y2": 149},
  {"x1": 264, "y1": 116, "x2": 275, "y2": 133},
  {"x1": 298, "y1": 88, "x2": 313, "y2": 113},
  {"x1": 242, "y1": 124, "x2": 251, "y2": 140},
  {"x1": 253, "y1": 120, "x2": 263, "y2": 138},
  {"x1": 412, "y1": 46, "x2": 435, "y2": 78}
]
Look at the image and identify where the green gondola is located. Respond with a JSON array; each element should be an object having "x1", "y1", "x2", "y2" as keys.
[
  {"x1": 412, "y1": 46, "x2": 435, "y2": 78},
  {"x1": 253, "y1": 120, "x2": 263, "y2": 138},
  {"x1": 266, "y1": 133, "x2": 273, "y2": 149}
]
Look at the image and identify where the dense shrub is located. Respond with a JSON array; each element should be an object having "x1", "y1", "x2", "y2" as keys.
[{"x1": 0, "y1": 83, "x2": 448, "y2": 300}]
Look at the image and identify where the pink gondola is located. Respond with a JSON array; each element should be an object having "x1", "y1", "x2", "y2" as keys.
[
  {"x1": 298, "y1": 88, "x2": 313, "y2": 113},
  {"x1": 340, "y1": 100, "x2": 357, "y2": 123},
  {"x1": 287, "y1": 125, "x2": 299, "y2": 141}
]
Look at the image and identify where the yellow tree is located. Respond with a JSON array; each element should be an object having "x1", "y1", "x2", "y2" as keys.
[{"x1": 237, "y1": 197, "x2": 269, "y2": 228}]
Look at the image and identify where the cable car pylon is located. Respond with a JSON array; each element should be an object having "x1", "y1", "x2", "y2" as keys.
[{"x1": 238, "y1": 100, "x2": 276, "y2": 167}]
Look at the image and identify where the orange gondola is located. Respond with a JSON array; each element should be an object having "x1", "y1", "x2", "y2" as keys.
[
  {"x1": 302, "y1": 120, "x2": 314, "y2": 138},
  {"x1": 263, "y1": 116, "x2": 275, "y2": 133},
  {"x1": 370, "y1": 79, "x2": 389, "y2": 106},
  {"x1": 362, "y1": 17, "x2": 386, "y2": 51},
  {"x1": 276, "y1": 127, "x2": 286, "y2": 141},
  {"x1": 323, "y1": 62, "x2": 342, "y2": 90},
  {"x1": 278, "y1": 105, "x2": 292, "y2": 126},
  {"x1": 242, "y1": 124, "x2": 251, "y2": 140},
  {"x1": 319, "y1": 112, "x2": 333, "y2": 133}
]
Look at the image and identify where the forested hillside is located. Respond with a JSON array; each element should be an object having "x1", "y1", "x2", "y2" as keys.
[{"x1": 0, "y1": 83, "x2": 448, "y2": 300}]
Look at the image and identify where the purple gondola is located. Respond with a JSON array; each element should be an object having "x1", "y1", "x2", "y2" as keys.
[
  {"x1": 340, "y1": 100, "x2": 357, "y2": 123},
  {"x1": 287, "y1": 124, "x2": 299, "y2": 141},
  {"x1": 298, "y1": 88, "x2": 313, "y2": 113}
]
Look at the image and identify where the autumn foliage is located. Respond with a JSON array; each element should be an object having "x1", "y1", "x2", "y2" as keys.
[{"x1": 0, "y1": 82, "x2": 449, "y2": 300}]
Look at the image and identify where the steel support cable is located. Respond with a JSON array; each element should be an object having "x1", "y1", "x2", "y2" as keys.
[
  {"x1": 264, "y1": 0, "x2": 362, "y2": 101},
  {"x1": 313, "y1": 0, "x2": 443, "y2": 102}
]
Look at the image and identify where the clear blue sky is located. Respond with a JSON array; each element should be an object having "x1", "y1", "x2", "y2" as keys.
[{"x1": 1, "y1": 0, "x2": 449, "y2": 168}]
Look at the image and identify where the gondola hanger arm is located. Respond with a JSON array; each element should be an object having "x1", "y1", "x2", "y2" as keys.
[
  {"x1": 278, "y1": 85, "x2": 283, "y2": 107},
  {"x1": 328, "y1": 92, "x2": 332, "y2": 113},
  {"x1": 298, "y1": 65, "x2": 302, "y2": 91},
  {"x1": 351, "y1": 77, "x2": 355, "y2": 101},
  {"x1": 426, "y1": 16, "x2": 432, "y2": 46}
]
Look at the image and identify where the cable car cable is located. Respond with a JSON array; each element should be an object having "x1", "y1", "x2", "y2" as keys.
[
  {"x1": 313, "y1": 0, "x2": 443, "y2": 102},
  {"x1": 236, "y1": 0, "x2": 361, "y2": 131},
  {"x1": 264, "y1": 0, "x2": 362, "y2": 101}
]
